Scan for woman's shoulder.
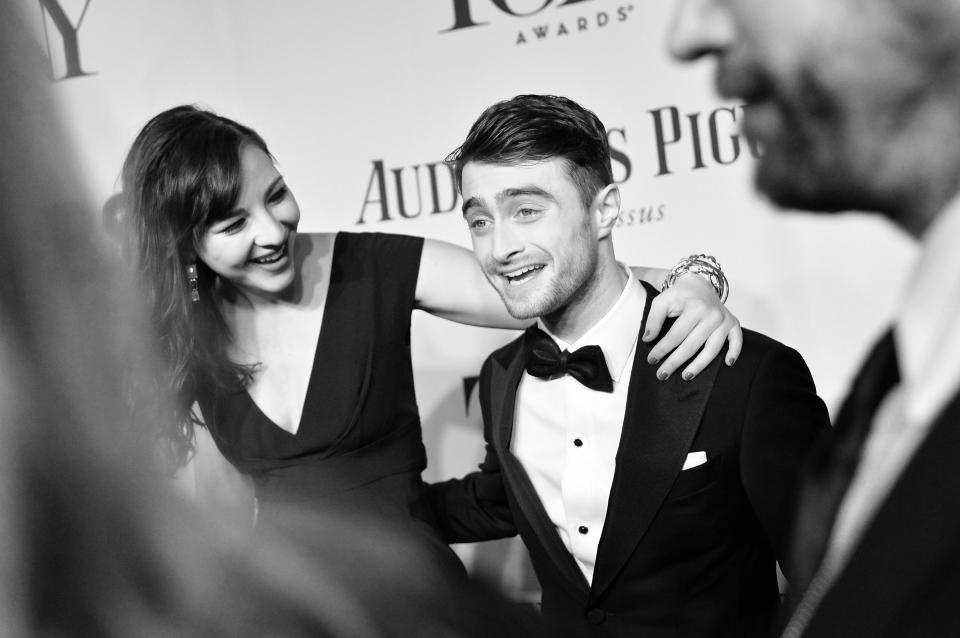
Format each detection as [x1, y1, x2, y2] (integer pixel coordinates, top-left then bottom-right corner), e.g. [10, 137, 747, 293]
[333, 231, 424, 247]
[296, 232, 423, 306]
[294, 231, 423, 273]
[314, 231, 424, 260]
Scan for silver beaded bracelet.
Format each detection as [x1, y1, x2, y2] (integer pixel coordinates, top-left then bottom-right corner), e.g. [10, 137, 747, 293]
[661, 254, 729, 303]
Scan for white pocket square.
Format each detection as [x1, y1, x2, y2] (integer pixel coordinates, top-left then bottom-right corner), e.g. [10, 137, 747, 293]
[682, 451, 707, 470]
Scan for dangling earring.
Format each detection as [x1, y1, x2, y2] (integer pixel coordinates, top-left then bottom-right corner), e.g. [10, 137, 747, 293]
[186, 263, 200, 303]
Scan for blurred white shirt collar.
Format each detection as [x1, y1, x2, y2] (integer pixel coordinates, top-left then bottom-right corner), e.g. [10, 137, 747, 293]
[896, 195, 960, 426]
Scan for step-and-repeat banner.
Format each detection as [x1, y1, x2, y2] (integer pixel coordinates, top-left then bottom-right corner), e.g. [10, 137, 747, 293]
[33, 0, 915, 597]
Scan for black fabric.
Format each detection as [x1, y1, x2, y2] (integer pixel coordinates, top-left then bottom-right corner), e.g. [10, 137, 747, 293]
[798, 393, 960, 638]
[431, 282, 833, 637]
[523, 325, 614, 393]
[195, 233, 455, 561]
[789, 328, 899, 599]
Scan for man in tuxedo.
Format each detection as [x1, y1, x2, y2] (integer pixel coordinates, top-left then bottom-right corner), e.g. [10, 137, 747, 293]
[429, 94, 830, 637]
[669, 2, 960, 636]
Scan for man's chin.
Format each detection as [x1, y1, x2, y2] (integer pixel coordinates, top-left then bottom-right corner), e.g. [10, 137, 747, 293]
[503, 303, 539, 321]
[758, 169, 861, 215]
[499, 293, 543, 321]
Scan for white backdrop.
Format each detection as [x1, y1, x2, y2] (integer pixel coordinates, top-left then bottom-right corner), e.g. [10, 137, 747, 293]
[32, 0, 916, 596]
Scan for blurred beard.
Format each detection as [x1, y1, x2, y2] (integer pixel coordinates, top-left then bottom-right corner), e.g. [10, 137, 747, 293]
[745, 70, 865, 214]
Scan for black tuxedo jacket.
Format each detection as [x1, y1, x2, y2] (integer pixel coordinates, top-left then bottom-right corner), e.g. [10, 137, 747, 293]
[429, 291, 830, 638]
[787, 391, 960, 638]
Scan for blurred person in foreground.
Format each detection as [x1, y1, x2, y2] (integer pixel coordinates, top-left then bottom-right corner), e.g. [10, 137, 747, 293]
[669, 1, 960, 636]
[0, 5, 540, 636]
[428, 94, 831, 638]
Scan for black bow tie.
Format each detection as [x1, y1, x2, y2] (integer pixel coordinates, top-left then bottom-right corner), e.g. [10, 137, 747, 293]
[523, 325, 614, 393]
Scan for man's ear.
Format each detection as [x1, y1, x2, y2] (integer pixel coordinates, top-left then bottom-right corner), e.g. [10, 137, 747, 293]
[592, 184, 621, 239]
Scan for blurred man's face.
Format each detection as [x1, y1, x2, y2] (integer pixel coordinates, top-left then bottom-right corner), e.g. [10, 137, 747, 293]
[668, 0, 941, 217]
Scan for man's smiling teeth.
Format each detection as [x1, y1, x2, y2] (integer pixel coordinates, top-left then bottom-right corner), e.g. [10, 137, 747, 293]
[504, 264, 544, 285]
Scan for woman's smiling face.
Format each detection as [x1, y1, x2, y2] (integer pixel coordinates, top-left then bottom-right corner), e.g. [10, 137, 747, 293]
[196, 143, 300, 298]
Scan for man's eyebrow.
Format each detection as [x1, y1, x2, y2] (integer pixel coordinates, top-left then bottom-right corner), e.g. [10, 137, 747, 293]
[498, 186, 556, 203]
[461, 186, 557, 216]
[462, 185, 557, 215]
[461, 195, 484, 216]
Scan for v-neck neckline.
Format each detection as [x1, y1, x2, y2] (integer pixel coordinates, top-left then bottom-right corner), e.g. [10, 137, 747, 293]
[240, 232, 342, 438]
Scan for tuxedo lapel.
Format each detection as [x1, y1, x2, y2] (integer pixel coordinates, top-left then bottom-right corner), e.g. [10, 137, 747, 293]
[490, 344, 590, 598]
[590, 321, 722, 602]
[790, 329, 898, 595]
[488, 344, 523, 454]
[806, 392, 960, 636]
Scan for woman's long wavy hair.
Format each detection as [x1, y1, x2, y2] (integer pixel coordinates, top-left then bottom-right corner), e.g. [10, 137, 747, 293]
[121, 105, 266, 468]
[0, 20, 539, 630]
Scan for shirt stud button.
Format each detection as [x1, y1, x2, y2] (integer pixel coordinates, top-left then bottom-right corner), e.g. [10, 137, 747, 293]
[574, 438, 583, 447]
[578, 525, 588, 535]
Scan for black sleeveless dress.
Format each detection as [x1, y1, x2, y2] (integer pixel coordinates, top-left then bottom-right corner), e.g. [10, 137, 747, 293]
[197, 232, 456, 564]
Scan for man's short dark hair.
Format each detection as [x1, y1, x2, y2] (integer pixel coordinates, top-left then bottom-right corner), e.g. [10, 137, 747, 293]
[446, 94, 614, 209]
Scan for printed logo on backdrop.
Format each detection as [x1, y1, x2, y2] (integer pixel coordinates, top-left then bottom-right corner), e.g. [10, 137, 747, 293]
[649, 105, 761, 176]
[356, 104, 759, 227]
[37, 0, 95, 81]
[440, 0, 635, 46]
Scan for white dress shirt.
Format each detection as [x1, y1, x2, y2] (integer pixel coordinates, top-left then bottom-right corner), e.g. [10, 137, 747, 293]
[823, 196, 960, 585]
[511, 266, 646, 584]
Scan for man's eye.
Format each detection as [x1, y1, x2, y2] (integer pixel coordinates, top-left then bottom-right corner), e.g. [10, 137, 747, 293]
[517, 207, 540, 217]
[469, 218, 489, 230]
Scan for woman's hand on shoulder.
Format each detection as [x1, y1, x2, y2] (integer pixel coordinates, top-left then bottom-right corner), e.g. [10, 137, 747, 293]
[642, 273, 742, 381]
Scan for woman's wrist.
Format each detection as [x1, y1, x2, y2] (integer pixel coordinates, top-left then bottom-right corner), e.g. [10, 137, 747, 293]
[661, 254, 729, 303]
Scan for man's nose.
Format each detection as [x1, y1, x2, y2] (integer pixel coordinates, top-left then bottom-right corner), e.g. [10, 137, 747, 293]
[668, 0, 734, 62]
[491, 221, 523, 262]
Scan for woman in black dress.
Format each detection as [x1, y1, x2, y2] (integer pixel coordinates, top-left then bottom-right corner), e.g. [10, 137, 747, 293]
[0, 3, 545, 631]
[121, 105, 740, 561]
